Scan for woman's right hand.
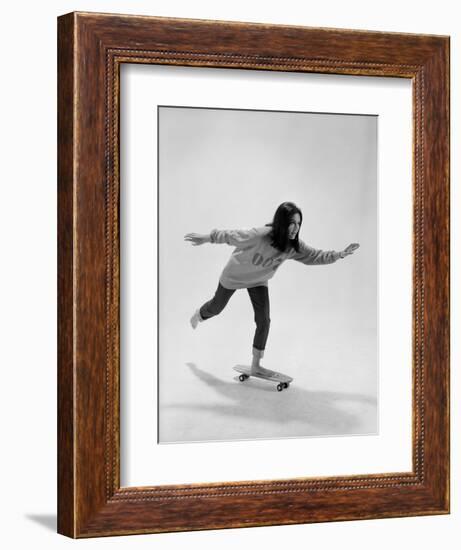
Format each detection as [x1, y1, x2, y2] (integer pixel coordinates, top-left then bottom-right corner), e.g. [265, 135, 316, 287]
[184, 233, 211, 246]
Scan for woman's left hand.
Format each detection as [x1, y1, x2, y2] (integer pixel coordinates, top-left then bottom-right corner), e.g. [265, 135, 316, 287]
[341, 243, 360, 257]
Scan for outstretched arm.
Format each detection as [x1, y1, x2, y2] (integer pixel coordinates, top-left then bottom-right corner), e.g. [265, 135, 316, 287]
[292, 241, 360, 265]
[185, 227, 264, 247]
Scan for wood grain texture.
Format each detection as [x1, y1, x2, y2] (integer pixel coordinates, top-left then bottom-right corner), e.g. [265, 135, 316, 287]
[57, 13, 75, 538]
[57, 12, 450, 538]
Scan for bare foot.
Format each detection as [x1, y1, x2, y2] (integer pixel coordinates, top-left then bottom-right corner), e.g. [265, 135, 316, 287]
[190, 310, 201, 329]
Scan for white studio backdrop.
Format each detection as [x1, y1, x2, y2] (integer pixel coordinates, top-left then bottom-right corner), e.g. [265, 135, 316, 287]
[1, 1, 458, 549]
[120, 65, 412, 486]
[157, 105, 378, 445]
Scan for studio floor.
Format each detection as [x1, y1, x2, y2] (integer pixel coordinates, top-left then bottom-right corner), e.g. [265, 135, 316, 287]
[158, 304, 378, 444]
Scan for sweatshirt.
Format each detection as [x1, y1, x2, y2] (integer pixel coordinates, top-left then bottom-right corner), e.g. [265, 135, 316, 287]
[210, 226, 342, 290]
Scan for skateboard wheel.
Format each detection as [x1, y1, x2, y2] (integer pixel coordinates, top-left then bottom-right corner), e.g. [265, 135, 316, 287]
[283, 382, 289, 389]
[277, 383, 283, 392]
[239, 374, 247, 382]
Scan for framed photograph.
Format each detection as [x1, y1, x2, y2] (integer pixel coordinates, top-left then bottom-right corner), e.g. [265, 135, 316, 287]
[57, 12, 450, 537]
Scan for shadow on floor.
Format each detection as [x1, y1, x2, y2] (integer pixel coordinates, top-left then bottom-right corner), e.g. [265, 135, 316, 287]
[25, 514, 57, 532]
[161, 362, 377, 442]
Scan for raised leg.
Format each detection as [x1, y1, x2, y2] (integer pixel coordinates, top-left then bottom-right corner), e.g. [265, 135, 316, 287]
[191, 283, 236, 329]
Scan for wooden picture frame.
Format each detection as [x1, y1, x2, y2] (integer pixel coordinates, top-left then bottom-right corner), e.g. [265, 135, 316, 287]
[57, 12, 450, 537]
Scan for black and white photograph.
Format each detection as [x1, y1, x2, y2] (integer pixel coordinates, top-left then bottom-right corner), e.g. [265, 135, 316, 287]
[1, 0, 455, 548]
[158, 106, 377, 444]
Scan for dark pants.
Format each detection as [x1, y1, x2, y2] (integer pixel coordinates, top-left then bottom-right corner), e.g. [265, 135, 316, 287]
[199, 283, 271, 351]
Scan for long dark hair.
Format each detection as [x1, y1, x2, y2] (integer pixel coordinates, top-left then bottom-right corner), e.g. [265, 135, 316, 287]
[266, 202, 303, 253]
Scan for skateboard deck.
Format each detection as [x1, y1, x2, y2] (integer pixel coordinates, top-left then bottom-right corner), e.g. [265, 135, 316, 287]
[233, 365, 293, 391]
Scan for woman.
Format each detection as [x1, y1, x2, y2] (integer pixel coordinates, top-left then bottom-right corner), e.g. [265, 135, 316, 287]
[184, 202, 359, 375]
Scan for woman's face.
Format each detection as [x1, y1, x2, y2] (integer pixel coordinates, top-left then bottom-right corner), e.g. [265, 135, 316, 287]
[288, 213, 301, 240]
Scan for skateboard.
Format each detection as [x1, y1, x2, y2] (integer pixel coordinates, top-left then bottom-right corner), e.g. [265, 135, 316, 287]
[233, 365, 293, 392]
